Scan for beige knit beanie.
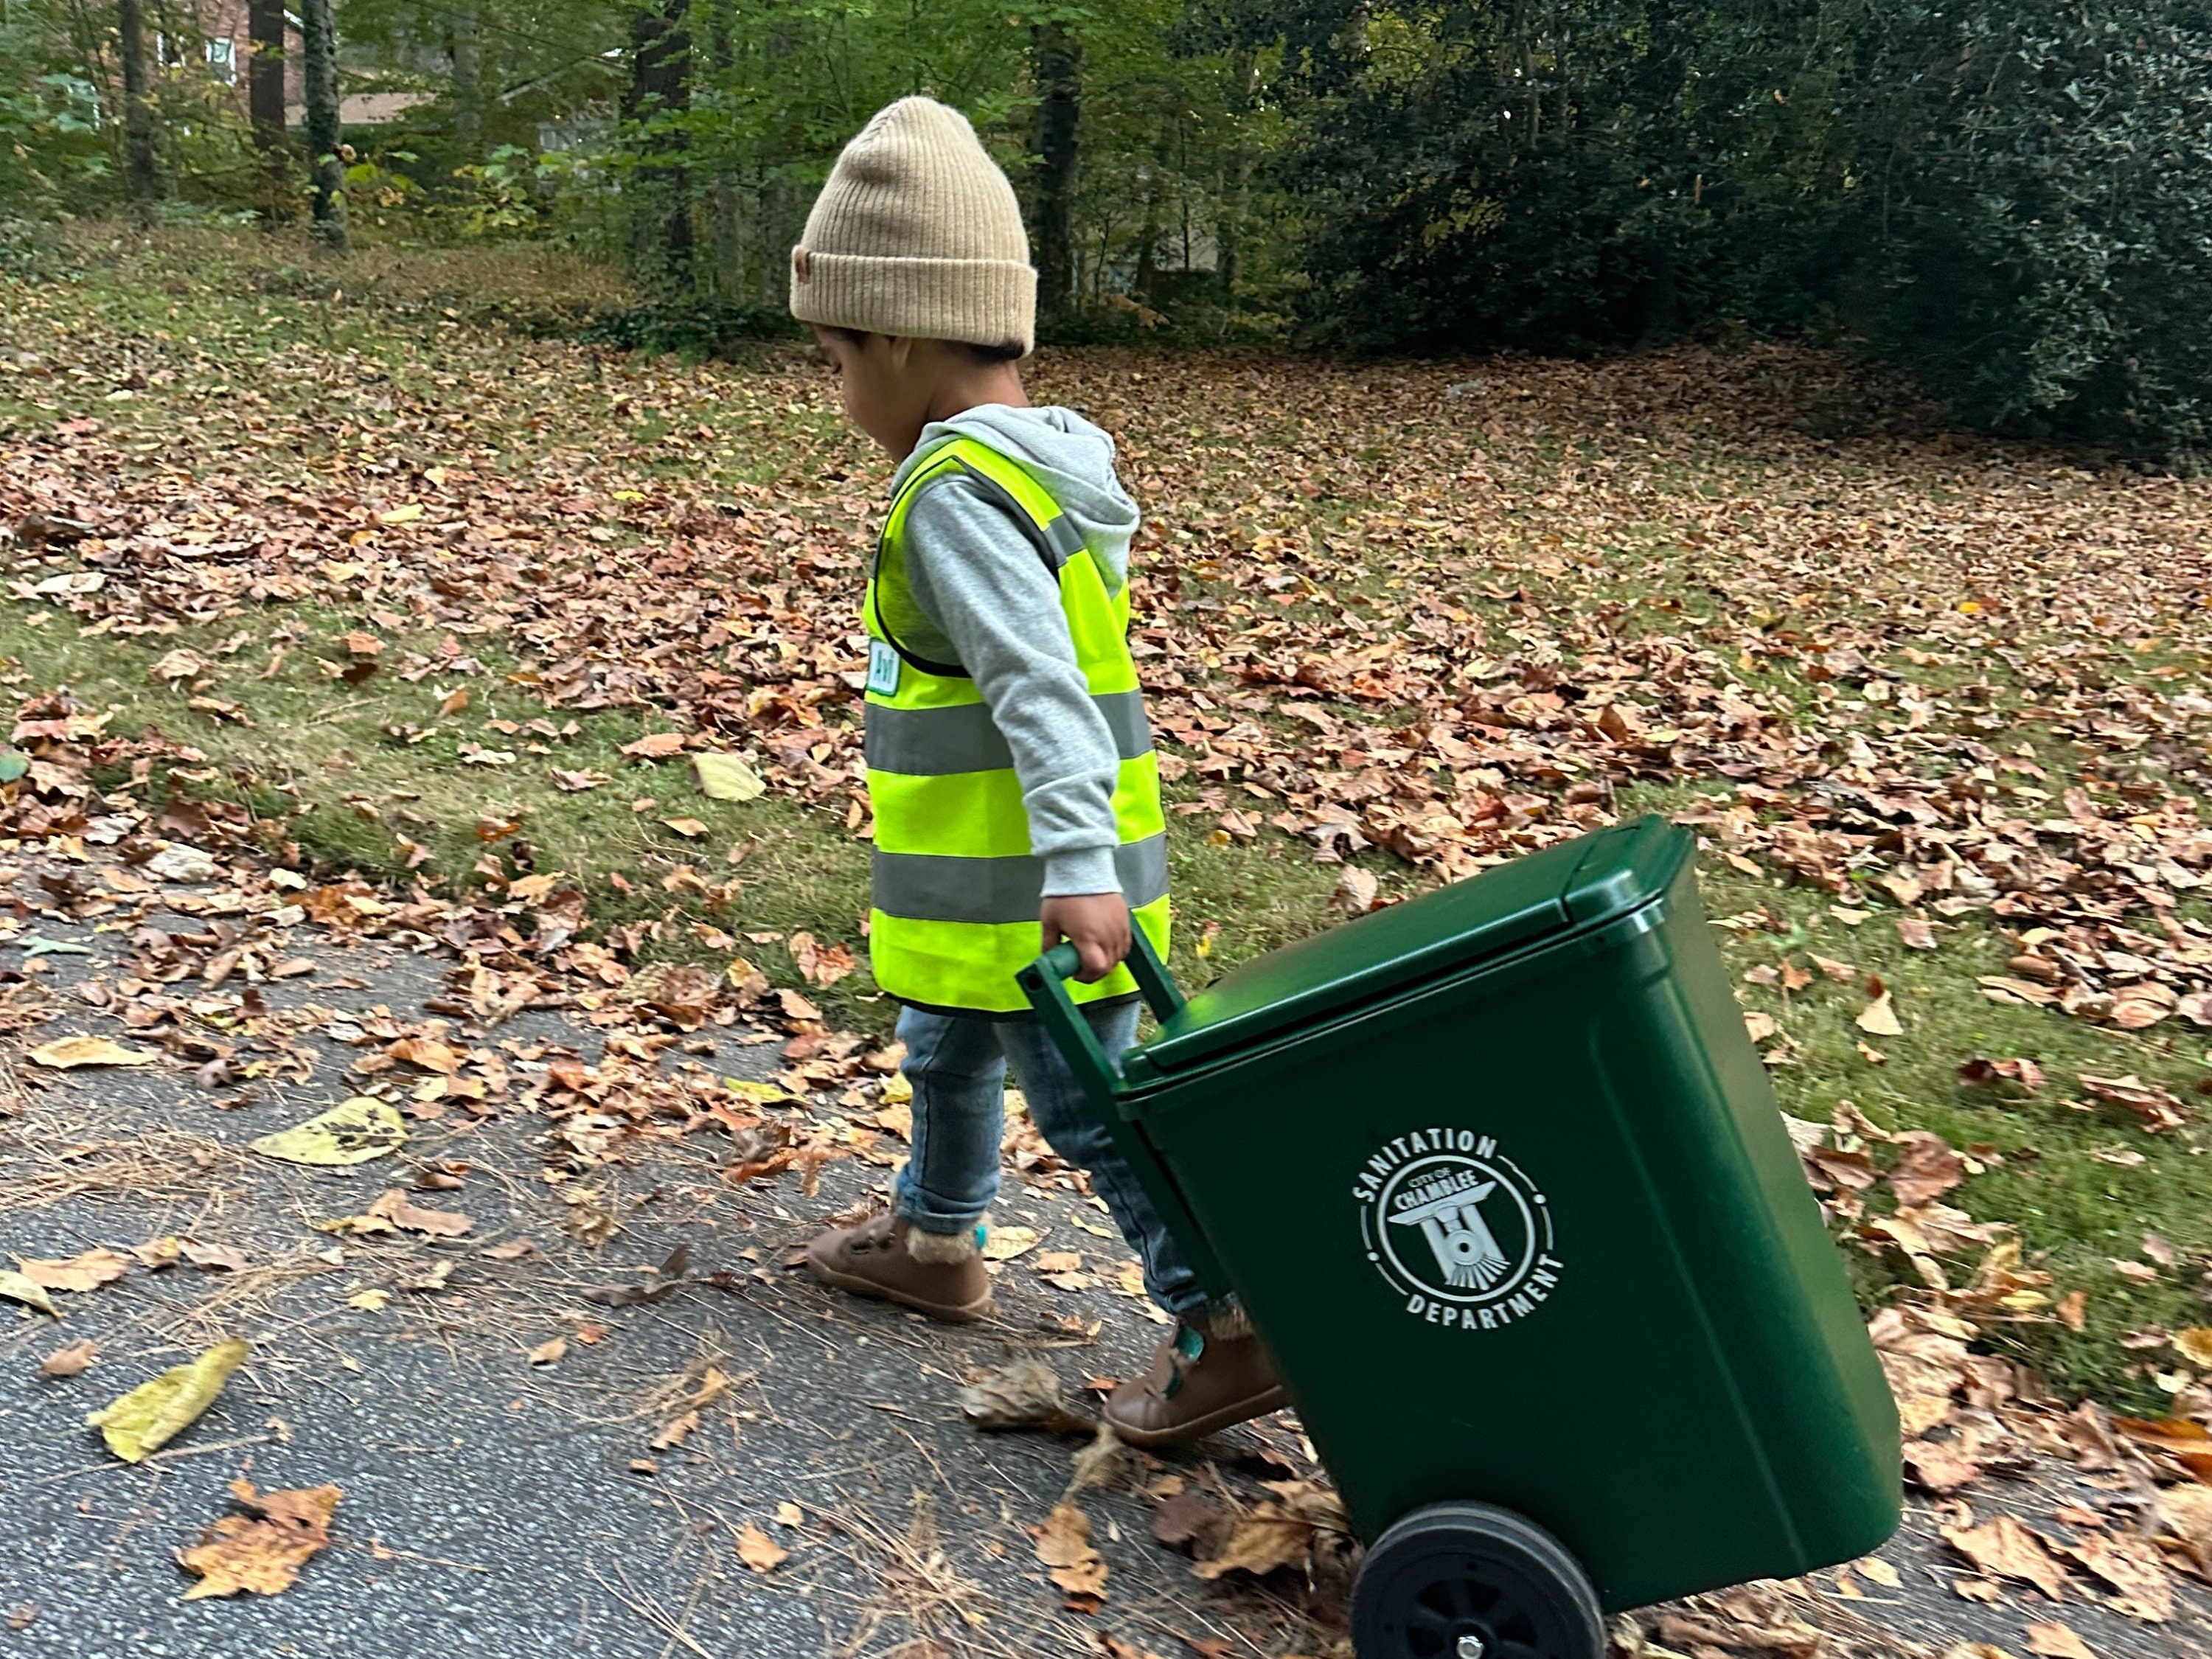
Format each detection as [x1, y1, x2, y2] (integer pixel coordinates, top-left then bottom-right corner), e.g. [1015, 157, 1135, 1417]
[789, 97, 1036, 354]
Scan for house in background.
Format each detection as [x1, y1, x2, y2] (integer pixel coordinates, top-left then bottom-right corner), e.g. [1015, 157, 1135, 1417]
[161, 0, 434, 129]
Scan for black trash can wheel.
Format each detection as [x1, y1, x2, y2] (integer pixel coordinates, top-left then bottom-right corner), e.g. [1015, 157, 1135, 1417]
[1352, 1501, 1604, 1659]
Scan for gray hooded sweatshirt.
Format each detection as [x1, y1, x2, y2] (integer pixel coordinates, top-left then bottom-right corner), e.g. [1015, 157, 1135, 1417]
[884, 403, 1140, 900]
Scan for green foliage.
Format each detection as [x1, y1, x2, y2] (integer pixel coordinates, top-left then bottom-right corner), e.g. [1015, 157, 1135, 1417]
[1262, 0, 2212, 456]
[1, 1, 111, 216]
[1848, 7, 2212, 456]
[17, 0, 2212, 451]
[575, 297, 801, 355]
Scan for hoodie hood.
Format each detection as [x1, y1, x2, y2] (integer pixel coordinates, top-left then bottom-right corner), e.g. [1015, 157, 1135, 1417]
[891, 403, 1140, 584]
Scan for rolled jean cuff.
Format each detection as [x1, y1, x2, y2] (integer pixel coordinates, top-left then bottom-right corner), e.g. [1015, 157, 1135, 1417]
[894, 1170, 990, 1235]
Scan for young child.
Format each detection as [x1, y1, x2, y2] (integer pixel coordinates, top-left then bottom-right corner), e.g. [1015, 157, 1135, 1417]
[789, 96, 1281, 1448]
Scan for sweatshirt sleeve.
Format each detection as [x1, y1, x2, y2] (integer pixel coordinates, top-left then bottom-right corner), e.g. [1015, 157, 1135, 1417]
[899, 479, 1123, 897]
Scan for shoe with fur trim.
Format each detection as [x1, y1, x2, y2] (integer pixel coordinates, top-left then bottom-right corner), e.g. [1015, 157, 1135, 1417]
[1102, 1305, 1287, 1448]
[805, 1211, 992, 1324]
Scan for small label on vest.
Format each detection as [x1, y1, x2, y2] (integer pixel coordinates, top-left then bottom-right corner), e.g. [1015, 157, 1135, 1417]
[866, 639, 901, 696]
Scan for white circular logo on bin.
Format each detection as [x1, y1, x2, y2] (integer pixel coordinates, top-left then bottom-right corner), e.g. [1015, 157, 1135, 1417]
[1354, 1128, 1562, 1332]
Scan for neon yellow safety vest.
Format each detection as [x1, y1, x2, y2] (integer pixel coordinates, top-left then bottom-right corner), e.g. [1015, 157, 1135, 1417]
[862, 435, 1170, 1015]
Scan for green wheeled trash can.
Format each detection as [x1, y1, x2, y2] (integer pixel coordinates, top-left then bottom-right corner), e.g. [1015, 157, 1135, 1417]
[1018, 815, 1900, 1659]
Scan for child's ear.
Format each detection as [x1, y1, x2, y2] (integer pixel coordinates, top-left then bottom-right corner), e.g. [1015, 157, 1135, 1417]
[885, 335, 917, 374]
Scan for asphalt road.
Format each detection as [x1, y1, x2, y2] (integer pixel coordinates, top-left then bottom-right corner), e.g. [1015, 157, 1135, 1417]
[0, 917, 1320, 1659]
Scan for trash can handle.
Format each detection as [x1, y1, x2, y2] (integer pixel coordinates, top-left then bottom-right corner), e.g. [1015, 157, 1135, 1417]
[1020, 928, 1186, 1101]
[1017, 939, 1234, 1304]
[1020, 942, 1125, 1107]
[1123, 923, 1187, 1022]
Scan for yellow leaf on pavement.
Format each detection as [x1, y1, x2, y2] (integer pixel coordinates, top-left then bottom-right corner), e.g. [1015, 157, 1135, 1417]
[345, 1288, 392, 1311]
[1, 1270, 60, 1317]
[28, 1036, 159, 1069]
[774, 1500, 804, 1528]
[982, 1225, 1040, 1262]
[737, 1522, 789, 1573]
[695, 753, 766, 802]
[179, 1479, 341, 1600]
[249, 1098, 406, 1166]
[86, 1338, 250, 1463]
[725, 1078, 794, 1107]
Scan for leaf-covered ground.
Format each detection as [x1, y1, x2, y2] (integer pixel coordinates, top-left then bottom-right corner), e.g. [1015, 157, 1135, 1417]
[3, 226, 2212, 1429]
[4, 795, 2210, 1658]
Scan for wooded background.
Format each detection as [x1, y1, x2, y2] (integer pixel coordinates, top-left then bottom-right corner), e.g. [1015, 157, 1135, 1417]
[7, 0, 2211, 456]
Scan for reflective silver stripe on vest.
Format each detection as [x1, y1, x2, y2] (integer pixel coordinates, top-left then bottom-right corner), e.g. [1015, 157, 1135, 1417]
[872, 833, 1169, 925]
[1042, 512, 1085, 563]
[866, 689, 1151, 776]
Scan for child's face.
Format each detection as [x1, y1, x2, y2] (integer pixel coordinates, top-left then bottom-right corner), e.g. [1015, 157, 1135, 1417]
[814, 327, 931, 457]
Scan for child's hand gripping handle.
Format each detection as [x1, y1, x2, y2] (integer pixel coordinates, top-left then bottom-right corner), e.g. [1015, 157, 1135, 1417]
[1020, 926, 1185, 1108]
[1017, 929, 1231, 1301]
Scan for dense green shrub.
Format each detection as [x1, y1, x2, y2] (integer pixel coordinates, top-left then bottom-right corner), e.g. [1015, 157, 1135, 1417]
[1265, 0, 2212, 456]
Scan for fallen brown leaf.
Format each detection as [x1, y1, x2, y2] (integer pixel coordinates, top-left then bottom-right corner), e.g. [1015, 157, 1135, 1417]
[16, 1248, 130, 1293]
[2077, 1074, 2188, 1133]
[959, 1358, 1091, 1435]
[1033, 1500, 1107, 1597]
[1941, 1514, 2069, 1600]
[1958, 1056, 2044, 1096]
[181, 1240, 249, 1272]
[2024, 1624, 2096, 1659]
[1192, 1512, 1316, 1581]
[1856, 989, 1905, 1037]
[365, 1189, 473, 1238]
[1888, 1130, 1966, 1206]
[2157, 1485, 2212, 1580]
[2059, 1528, 2172, 1620]
[178, 1480, 341, 1601]
[38, 1339, 97, 1378]
[737, 1521, 788, 1573]
[27, 1036, 159, 1070]
[1902, 1439, 1980, 1494]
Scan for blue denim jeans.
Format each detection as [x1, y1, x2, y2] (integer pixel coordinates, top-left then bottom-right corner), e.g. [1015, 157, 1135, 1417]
[891, 999, 1213, 1320]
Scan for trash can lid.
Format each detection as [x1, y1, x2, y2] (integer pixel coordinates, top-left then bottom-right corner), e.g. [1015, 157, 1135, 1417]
[1133, 815, 1689, 1077]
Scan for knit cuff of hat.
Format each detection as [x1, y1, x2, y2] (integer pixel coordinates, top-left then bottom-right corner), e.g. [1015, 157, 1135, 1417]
[789, 251, 1036, 354]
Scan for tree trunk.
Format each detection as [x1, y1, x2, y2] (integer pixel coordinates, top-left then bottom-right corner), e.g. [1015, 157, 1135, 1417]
[247, 0, 291, 220]
[116, 0, 161, 220]
[700, 0, 740, 297]
[299, 0, 347, 248]
[623, 0, 694, 297]
[1133, 167, 1163, 302]
[1216, 46, 1256, 325]
[451, 3, 484, 163]
[1028, 22, 1081, 328]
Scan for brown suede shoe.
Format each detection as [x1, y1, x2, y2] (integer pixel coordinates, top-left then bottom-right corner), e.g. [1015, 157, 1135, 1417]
[806, 1211, 992, 1324]
[1102, 1310, 1287, 1449]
